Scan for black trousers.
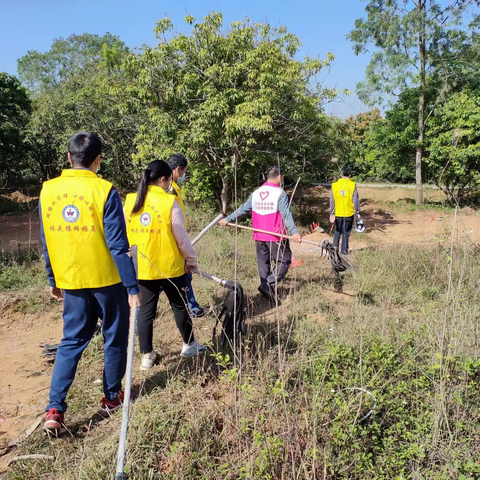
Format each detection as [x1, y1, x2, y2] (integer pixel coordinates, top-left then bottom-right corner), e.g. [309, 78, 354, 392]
[255, 240, 292, 289]
[333, 215, 354, 254]
[137, 275, 193, 353]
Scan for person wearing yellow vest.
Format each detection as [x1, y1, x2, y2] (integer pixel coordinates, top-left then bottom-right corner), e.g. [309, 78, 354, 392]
[167, 153, 188, 223]
[125, 159, 206, 369]
[167, 153, 205, 318]
[329, 165, 361, 255]
[39, 132, 141, 433]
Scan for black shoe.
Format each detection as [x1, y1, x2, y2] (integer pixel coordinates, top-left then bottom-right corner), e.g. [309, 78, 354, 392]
[258, 285, 272, 299]
[258, 285, 282, 303]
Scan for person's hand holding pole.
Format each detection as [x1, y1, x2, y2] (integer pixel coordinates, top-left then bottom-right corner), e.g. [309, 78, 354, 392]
[329, 214, 335, 224]
[128, 292, 142, 307]
[219, 218, 228, 227]
[185, 259, 198, 274]
[291, 233, 302, 244]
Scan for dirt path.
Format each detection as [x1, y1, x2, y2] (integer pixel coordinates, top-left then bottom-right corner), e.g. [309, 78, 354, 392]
[292, 186, 479, 255]
[292, 208, 480, 257]
[0, 302, 62, 472]
[0, 212, 41, 254]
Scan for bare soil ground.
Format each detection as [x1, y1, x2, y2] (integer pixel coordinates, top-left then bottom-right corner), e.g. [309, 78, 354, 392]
[292, 186, 480, 255]
[0, 301, 62, 472]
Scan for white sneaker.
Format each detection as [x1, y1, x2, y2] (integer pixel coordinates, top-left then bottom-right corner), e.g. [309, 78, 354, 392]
[180, 339, 206, 357]
[140, 350, 157, 370]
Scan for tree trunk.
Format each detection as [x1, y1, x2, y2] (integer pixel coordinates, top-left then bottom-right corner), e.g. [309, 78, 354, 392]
[416, 0, 426, 206]
[220, 175, 229, 214]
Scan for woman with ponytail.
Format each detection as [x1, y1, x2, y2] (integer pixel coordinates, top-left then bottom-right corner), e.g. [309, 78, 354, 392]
[125, 160, 206, 369]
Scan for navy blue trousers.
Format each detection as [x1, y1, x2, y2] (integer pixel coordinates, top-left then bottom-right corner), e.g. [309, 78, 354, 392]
[255, 240, 292, 289]
[333, 215, 354, 254]
[47, 283, 129, 412]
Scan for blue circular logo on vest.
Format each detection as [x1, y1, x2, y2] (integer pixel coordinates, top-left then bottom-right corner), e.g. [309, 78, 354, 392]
[62, 204, 80, 223]
[140, 213, 151, 226]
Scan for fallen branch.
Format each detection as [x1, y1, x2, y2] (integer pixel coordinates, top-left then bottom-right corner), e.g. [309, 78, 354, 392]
[0, 417, 42, 456]
[8, 454, 54, 465]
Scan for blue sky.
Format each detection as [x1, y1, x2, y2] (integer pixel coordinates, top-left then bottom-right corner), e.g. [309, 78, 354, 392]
[0, 0, 375, 117]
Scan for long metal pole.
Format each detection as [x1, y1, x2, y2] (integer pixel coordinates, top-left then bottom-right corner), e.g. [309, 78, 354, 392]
[192, 214, 224, 246]
[114, 245, 139, 480]
[190, 268, 226, 287]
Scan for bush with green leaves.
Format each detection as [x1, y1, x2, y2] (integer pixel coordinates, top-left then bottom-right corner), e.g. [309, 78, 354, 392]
[426, 90, 480, 205]
[123, 13, 338, 211]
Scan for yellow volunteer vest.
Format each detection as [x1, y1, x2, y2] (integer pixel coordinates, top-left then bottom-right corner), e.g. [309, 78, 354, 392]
[40, 169, 121, 289]
[124, 186, 185, 280]
[171, 181, 187, 228]
[332, 178, 356, 217]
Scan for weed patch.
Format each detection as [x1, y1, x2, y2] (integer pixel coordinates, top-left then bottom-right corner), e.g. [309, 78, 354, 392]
[6, 237, 480, 479]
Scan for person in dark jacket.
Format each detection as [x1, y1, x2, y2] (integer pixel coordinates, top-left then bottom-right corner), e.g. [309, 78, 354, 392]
[40, 132, 141, 433]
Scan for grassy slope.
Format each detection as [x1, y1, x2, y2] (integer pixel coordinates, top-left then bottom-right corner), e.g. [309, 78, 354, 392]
[3, 208, 480, 479]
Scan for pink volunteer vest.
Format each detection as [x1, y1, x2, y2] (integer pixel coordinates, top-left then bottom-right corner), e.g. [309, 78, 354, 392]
[251, 182, 286, 242]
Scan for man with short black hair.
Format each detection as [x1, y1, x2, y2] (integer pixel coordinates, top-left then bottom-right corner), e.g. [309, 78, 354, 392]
[39, 132, 141, 433]
[167, 153, 205, 317]
[329, 165, 361, 254]
[167, 153, 188, 219]
[220, 165, 301, 300]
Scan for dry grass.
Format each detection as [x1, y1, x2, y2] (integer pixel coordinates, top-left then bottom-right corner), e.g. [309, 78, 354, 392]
[4, 208, 480, 479]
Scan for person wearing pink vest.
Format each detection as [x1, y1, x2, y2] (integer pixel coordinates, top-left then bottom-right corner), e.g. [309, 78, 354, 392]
[220, 166, 301, 300]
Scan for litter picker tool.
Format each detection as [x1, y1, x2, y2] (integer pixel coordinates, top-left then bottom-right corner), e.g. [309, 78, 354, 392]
[191, 268, 246, 347]
[224, 223, 351, 274]
[114, 245, 139, 480]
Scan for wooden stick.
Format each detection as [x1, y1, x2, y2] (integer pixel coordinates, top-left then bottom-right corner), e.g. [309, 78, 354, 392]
[8, 454, 54, 465]
[225, 223, 325, 248]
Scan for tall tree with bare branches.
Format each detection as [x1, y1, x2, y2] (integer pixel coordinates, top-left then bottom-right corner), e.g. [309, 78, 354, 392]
[349, 0, 479, 205]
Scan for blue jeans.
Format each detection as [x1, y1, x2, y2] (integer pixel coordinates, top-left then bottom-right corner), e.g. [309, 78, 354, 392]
[160, 271, 200, 311]
[185, 272, 201, 312]
[47, 283, 129, 412]
[333, 215, 354, 254]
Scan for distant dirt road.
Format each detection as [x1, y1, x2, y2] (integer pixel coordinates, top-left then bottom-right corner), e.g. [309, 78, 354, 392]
[0, 212, 41, 254]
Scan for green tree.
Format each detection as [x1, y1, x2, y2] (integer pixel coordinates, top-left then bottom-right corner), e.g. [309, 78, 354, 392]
[17, 33, 125, 92]
[349, 0, 478, 205]
[339, 109, 382, 178]
[124, 13, 336, 212]
[0, 73, 31, 187]
[362, 87, 434, 183]
[22, 37, 139, 187]
[426, 89, 480, 203]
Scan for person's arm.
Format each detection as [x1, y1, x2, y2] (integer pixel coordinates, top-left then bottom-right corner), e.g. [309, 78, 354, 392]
[353, 186, 361, 215]
[330, 190, 335, 215]
[277, 191, 299, 236]
[224, 194, 253, 223]
[329, 189, 336, 223]
[39, 200, 63, 301]
[171, 201, 197, 269]
[103, 188, 140, 295]
[39, 200, 55, 288]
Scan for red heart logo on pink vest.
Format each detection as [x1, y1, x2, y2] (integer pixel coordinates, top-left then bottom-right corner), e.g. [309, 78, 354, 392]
[260, 191, 269, 201]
